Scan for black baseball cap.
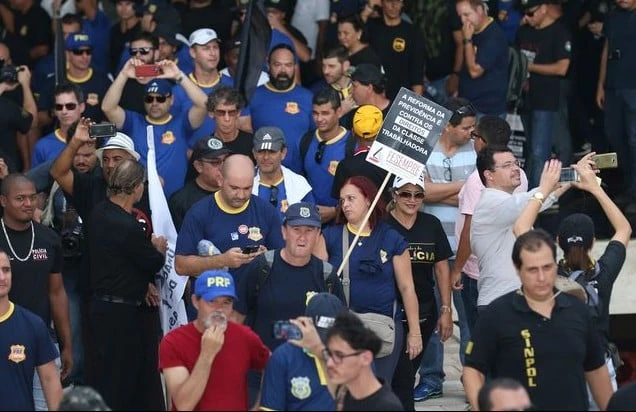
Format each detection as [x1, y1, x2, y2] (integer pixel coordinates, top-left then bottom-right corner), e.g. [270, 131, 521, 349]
[192, 137, 232, 161]
[350, 64, 385, 88]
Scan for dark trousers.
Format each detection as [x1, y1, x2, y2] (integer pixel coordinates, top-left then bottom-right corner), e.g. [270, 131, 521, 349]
[392, 316, 437, 411]
[88, 300, 165, 411]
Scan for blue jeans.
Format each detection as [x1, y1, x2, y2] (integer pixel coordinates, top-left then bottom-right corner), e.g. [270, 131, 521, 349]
[430, 76, 451, 106]
[418, 282, 471, 390]
[62, 266, 84, 383]
[604, 88, 636, 194]
[522, 110, 559, 188]
[33, 344, 61, 411]
[461, 274, 479, 335]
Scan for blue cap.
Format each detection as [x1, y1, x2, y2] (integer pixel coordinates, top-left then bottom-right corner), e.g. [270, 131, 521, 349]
[305, 293, 346, 341]
[195, 270, 238, 302]
[65, 32, 92, 50]
[145, 79, 172, 96]
[284, 202, 321, 228]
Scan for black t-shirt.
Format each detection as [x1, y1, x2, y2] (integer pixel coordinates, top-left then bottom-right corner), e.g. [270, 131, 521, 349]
[3, 222, 63, 327]
[607, 380, 636, 411]
[173, 0, 235, 39]
[0, 96, 33, 170]
[109, 21, 141, 74]
[341, 382, 404, 411]
[88, 200, 164, 301]
[385, 212, 453, 319]
[218, 130, 255, 160]
[603, 7, 636, 89]
[365, 19, 426, 100]
[349, 46, 383, 70]
[168, 180, 215, 231]
[516, 21, 571, 111]
[120, 78, 147, 114]
[406, 0, 462, 81]
[465, 290, 605, 410]
[13, 4, 52, 63]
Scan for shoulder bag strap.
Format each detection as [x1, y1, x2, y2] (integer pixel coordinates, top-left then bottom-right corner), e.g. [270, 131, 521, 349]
[341, 225, 350, 307]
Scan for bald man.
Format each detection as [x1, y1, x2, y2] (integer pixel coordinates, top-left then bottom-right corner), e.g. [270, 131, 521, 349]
[175, 154, 284, 287]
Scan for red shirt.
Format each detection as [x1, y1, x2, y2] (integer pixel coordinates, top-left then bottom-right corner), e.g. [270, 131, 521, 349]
[159, 321, 270, 410]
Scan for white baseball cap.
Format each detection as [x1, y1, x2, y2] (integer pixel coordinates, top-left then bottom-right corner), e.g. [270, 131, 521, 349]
[393, 174, 425, 191]
[189, 28, 220, 46]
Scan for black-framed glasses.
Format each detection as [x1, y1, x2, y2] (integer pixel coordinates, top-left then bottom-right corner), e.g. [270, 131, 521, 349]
[269, 185, 279, 207]
[129, 47, 153, 56]
[443, 157, 453, 181]
[144, 95, 169, 104]
[315, 141, 327, 164]
[214, 109, 239, 118]
[524, 6, 540, 17]
[55, 103, 78, 111]
[396, 190, 425, 200]
[494, 159, 521, 169]
[70, 48, 92, 56]
[470, 130, 487, 143]
[322, 348, 363, 365]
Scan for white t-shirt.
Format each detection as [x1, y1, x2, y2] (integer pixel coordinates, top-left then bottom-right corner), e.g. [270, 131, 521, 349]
[290, 0, 330, 59]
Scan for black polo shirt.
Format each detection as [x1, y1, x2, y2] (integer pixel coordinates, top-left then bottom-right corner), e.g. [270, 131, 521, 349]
[465, 289, 605, 411]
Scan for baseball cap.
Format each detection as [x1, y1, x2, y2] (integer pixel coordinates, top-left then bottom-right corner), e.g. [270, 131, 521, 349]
[350, 63, 385, 88]
[65, 32, 92, 50]
[264, 0, 291, 12]
[284, 202, 321, 228]
[519, 0, 553, 9]
[195, 270, 238, 302]
[95, 132, 141, 163]
[253, 127, 286, 151]
[58, 386, 111, 411]
[353, 105, 383, 139]
[153, 24, 179, 47]
[145, 79, 173, 96]
[557, 213, 595, 252]
[189, 28, 220, 46]
[305, 293, 346, 342]
[393, 173, 425, 191]
[192, 137, 232, 161]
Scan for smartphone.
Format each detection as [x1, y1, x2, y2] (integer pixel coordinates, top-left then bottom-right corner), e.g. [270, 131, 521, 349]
[560, 167, 579, 183]
[273, 320, 302, 340]
[241, 244, 260, 254]
[89, 123, 117, 139]
[135, 64, 162, 78]
[593, 152, 617, 169]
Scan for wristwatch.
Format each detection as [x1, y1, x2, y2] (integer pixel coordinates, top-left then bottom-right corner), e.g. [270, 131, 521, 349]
[462, 38, 473, 45]
[531, 191, 545, 204]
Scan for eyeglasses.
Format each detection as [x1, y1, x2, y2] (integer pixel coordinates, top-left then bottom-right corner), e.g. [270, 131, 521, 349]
[315, 141, 327, 164]
[443, 157, 453, 181]
[70, 48, 92, 56]
[494, 159, 521, 169]
[322, 348, 363, 365]
[55, 103, 78, 111]
[524, 6, 540, 17]
[144, 95, 169, 104]
[129, 47, 153, 56]
[396, 190, 425, 200]
[269, 185, 279, 207]
[470, 130, 487, 143]
[214, 109, 239, 118]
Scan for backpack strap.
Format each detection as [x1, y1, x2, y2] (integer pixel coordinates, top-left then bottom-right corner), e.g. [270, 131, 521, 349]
[321, 260, 334, 293]
[344, 132, 357, 159]
[298, 130, 316, 167]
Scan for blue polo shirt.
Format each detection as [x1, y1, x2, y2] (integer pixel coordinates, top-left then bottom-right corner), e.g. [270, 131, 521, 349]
[260, 343, 335, 411]
[302, 127, 352, 207]
[322, 221, 409, 316]
[175, 192, 284, 286]
[31, 129, 66, 168]
[0, 302, 58, 411]
[122, 110, 191, 197]
[249, 83, 314, 174]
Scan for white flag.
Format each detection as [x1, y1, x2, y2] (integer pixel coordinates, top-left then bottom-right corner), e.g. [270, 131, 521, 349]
[146, 125, 188, 334]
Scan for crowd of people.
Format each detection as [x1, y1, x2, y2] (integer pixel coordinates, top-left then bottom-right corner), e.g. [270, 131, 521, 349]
[0, 0, 634, 410]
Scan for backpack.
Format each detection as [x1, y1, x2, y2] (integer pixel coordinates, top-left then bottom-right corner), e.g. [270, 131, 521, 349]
[558, 262, 602, 320]
[298, 130, 357, 168]
[507, 46, 529, 113]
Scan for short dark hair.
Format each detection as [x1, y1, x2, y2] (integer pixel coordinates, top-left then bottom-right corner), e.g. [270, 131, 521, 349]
[312, 87, 341, 109]
[206, 85, 245, 112]
[476, 145, 514, 186]
[337, 13, 366, 40]
[107, 159, 146, 197]
[325, 311, 382, 357]
[323, 45, 349, 63]
[54, 82, 84, 104]
[512, 229, 556, 270]
[478, 378, 526, 411]
[268, 43, 296, 61]
[131, 31, 159, 50]
[477, 115, 511, 147]
[1, 173, 34, 196]
[446, 97, 476, 126]
[61, 13, 82, 27]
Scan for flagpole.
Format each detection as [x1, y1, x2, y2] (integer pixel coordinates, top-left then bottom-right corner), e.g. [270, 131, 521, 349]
[235, 0, 255, 98]
[53, 4, 65, 86]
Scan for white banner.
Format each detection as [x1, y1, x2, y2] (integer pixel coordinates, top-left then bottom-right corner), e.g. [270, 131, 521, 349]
[146, 125, 188, 334]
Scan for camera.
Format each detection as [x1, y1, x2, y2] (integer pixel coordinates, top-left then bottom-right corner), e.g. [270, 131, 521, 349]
[0, 64, 18, 84]
[609, 49, 622, 61]
[61, 224, 84, 258]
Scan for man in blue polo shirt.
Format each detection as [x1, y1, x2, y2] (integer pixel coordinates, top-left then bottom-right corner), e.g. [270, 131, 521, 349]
[101, 58, 208, 196]
[249, 44, 314, 174]
[260, 293, 346, 411]
[0, 249, 63, 411]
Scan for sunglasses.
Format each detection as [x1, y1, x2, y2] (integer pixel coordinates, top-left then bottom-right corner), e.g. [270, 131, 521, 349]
[55, 103, 78, 111]
[315, 141, 327, 164]
[70, 48, 92, 56]
[214, 109, 239, 117]
[129, 47, 153, 56]
[144, 95, 169, 103]
[396, 190, 425, 200]
[443, 157, 453, 181]
[470, 130, 487, 143]
[269, 185, 279, 207]
[524, 6, 540, 16]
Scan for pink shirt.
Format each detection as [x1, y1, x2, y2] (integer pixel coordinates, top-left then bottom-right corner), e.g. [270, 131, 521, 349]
[455, 169, 528, 279]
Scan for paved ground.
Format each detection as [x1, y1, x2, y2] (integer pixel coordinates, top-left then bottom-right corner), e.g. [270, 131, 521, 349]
[414, 238, 636, 411]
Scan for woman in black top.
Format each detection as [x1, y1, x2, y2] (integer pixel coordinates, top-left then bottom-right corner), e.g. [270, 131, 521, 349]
[337, 13, 383, 69]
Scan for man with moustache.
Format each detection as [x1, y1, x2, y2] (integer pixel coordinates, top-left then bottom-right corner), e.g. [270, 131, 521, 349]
[311, 45, 357, 119]
[249, 44, 314, 174]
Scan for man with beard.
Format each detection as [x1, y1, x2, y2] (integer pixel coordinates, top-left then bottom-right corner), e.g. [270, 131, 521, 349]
[249, 44, 314, 174]
[311, 45, 357, 119]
